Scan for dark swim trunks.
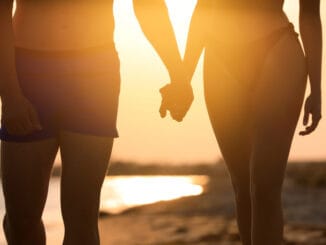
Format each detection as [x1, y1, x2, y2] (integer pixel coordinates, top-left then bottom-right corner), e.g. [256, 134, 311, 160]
[0, 44, 120, 142]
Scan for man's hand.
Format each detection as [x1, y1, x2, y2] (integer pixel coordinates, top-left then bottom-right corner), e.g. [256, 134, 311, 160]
[159, 83, 194, 122]
[2, 93, 42, 135]
[299, 94, 322, 136]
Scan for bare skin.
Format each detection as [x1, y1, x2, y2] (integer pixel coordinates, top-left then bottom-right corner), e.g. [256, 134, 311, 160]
[160, 0, 322, 245]
[1, 133, 113, 245]
[0, 0, 181, 244]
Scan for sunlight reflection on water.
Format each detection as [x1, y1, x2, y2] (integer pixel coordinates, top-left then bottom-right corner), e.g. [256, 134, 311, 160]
[100, 175, 209, 214]
[0, 175, 209, 245]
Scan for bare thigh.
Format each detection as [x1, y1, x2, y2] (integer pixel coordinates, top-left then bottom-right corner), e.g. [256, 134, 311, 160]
[203, 50, 252, 184]
[59, 131, 113, 225]
[250, 32, 307, 190]
[1, 139, 59, 222]
[203, 31, 307, 186]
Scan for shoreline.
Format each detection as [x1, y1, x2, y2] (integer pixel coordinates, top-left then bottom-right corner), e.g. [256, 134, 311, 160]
[97, 162, 326, 244]
[1, 161, 326, 244]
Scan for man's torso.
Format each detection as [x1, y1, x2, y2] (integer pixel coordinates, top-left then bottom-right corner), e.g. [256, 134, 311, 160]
[14, 0, 115, 50]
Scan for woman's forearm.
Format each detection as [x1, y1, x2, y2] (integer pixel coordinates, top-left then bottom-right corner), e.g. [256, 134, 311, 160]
[0, 1, 22, 99]
[299, 1, 323, 97]
[183, 0, 208, 84]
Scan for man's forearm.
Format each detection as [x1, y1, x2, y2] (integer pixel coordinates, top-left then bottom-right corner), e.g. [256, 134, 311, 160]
[0, 2, 22, 99]
[133, 0, 183, 82]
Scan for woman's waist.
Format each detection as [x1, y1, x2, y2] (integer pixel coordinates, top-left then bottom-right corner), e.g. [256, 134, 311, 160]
[207, 11, 290, 44]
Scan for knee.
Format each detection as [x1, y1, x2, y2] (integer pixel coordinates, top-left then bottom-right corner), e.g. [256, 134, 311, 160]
[63, 218, 100, 245]
[4, 212, 42, 232]
[251, 180, 283, 206]
[63, 232, 99, 245]
[231, 178, 251, 203]
[62, 199, 98, 222]
[61, 201, 100, 244]
[250, 163, 285, 206]
[3, 213, 44, 244]
[62, 206, 99, 235]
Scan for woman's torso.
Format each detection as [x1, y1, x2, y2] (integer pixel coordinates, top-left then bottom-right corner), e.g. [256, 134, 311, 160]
[206, 0, 290, 44]
[14, 0, 115, 50]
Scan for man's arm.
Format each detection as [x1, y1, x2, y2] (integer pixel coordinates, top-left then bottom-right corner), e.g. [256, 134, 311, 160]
[133, 0, 194, 121]
[0, 1, 41, 135]
[0, 0, 22, 98]
[299, 0, 323, 135]
[133, 0, 183, 82]
[156, 0, 208, 121]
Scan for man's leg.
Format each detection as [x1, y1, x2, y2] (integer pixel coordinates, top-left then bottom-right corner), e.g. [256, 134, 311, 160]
[59, 131, 113, 245]
[1, 139, 59, 245]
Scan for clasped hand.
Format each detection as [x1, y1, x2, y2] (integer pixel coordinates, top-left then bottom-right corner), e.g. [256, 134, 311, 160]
[159, 82, 194, 122]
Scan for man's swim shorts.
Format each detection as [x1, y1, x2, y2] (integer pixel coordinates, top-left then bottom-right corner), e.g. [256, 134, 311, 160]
[0, 44, 120, 142]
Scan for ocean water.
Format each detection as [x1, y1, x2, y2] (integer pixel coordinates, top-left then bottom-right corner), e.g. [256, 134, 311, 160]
[0, 175, 208, 245]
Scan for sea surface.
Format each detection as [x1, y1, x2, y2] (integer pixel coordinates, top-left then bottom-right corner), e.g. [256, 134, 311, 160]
[0, 175, 208, 245]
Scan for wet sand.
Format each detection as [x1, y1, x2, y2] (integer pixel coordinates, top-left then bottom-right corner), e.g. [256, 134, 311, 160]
[99, 163, 326, 245]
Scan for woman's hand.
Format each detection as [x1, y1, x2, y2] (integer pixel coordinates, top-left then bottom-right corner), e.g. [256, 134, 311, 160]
[2, 93, 42, 135]
[299, 94, 322, 135]
[159, 83, 194, 122]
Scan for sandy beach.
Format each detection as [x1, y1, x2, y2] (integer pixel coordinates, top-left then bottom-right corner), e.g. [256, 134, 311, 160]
[1, 162, 326, 244]
[98, 163, 326, 245]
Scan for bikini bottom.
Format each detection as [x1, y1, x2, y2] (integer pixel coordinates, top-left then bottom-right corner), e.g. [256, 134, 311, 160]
[207, 23, 298, 90]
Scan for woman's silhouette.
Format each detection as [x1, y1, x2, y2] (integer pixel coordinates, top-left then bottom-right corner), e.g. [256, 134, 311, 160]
[0, 0, 182, 244]
[160, 0, 322, 244]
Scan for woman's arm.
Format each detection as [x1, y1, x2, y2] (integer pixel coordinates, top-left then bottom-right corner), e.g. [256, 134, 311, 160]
[158, 0, 211, 121]
[155, 0, 209, 121]
[0, 1, 41, 135]
[183, 0, 210, 84]
[299, 0, 323, 135]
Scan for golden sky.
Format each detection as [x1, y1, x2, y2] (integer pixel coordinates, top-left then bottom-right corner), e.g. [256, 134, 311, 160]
[111, 0, 326, 164]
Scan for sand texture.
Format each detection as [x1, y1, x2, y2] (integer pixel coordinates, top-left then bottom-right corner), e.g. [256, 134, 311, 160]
[98, 164, 326, 245]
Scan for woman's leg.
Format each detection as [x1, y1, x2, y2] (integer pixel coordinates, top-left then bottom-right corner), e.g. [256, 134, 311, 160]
[250, 33, 307, 245]
[1, 139, 59, 245]
[203, 52, 253, 245]
[59, 131, 113, 245]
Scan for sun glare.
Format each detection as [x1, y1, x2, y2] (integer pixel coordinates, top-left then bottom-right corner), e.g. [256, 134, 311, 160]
[165, 0, 197, 55]
[100, 175, 209, 214]
[13, 1, 16, 14]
